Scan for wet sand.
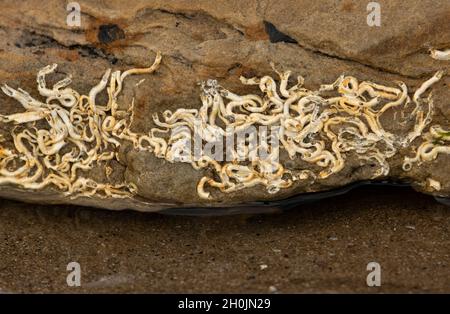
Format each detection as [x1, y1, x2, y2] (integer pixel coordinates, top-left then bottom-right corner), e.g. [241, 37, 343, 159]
[0, 185, 448, 293]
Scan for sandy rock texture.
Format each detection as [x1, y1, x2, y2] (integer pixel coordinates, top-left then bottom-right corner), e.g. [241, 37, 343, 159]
[0, 0, 449, 211]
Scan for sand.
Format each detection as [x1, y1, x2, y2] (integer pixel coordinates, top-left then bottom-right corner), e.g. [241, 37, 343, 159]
[0, 185, 448, 293]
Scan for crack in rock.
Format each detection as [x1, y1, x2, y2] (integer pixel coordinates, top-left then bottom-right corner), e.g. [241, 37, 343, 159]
[15, 30, 118, 64]
[98, 24, 126, 44]
[264, 21, 298, 44]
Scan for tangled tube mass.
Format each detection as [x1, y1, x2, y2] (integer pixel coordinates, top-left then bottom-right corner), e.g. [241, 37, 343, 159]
[0, 53, 446, 200]
[0, 52, 162, 198]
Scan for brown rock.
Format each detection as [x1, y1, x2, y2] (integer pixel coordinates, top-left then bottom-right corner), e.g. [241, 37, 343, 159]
[0, 0, 449, 211]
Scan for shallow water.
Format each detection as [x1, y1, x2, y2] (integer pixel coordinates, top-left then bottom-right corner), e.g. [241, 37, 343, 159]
[160, 181, 436, 216]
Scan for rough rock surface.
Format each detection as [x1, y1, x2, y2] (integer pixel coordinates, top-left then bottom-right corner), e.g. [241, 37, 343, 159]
[0, 0, 449, 211]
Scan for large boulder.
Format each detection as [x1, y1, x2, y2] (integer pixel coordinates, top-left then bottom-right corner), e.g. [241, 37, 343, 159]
[0, 0, 449, 212]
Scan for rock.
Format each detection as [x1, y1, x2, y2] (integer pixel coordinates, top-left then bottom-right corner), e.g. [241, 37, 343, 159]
[0, 0, 449, 212]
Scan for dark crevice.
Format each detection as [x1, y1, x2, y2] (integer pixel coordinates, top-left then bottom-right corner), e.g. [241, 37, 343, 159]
[15, 30, 118, 64]
[227, 63, 242, 75]
[98, 24, 125, 44]
[75, 45, 118, 64]
[264, 21, 297, 44]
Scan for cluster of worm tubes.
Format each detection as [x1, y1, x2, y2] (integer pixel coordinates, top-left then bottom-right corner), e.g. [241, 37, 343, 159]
[0, 52, 162, 199]
[0, 52, 447, 200]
